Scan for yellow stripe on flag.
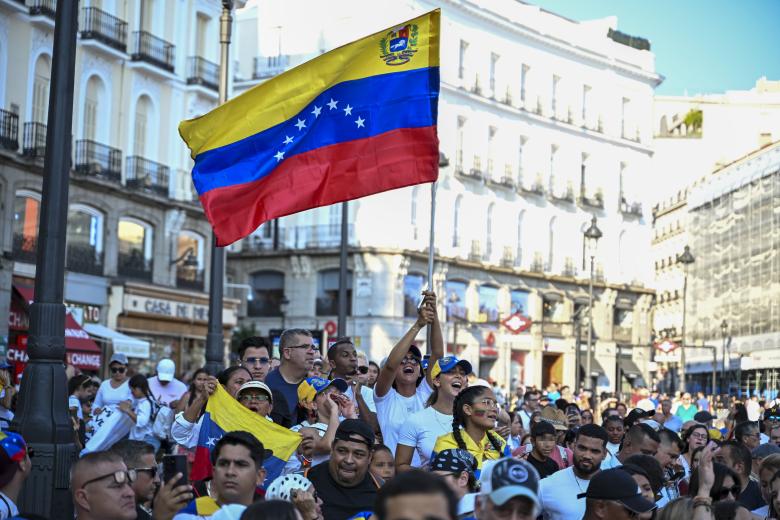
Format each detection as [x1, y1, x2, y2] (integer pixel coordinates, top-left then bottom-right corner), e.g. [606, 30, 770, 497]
[206, 385, 301, 462]
[179, 9, 440, 157]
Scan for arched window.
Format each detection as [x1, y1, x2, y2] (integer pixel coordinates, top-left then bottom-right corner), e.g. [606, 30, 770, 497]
[445, 279, 467, 320]
[248, 270, 285, 317]
[133, 95, 153, 157]
[83, 76, 104, 141]
[32, 55, 51, 124]
[453, 195, 462, 247]
[12, 191, 41, 263]
[66, 204, 104, 276]
[316, 269, 352, 316]
[176, 231, 205, 290]
[478, 284, 499, 322]
[117, 218, 154, 281]
[403, 273, 426, 318]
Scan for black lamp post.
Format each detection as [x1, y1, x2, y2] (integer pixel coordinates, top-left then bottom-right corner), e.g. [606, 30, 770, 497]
[280, 296, 290, 329]
[583, 215, 602, 391]
[677, 245, 695, 392]
[10, 0, 79, 516]
[720, 319, 728, 393]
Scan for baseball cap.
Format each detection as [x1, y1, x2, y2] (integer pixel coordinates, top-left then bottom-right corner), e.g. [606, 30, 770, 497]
[0, 431, 28, 488]
[334, 419, 375, 447]
[430, 356, 473, 380]
[624, 408, 654, 428]
[577, 468, 656, 514]
[266, 473, 315, 501]
[540, 407, 568, 431]
[430, 448, 477, 475]
[156, 359, 175, 382]
[693, 411, 714, 423]
[753, 443, 780, 459]
[766, 406, 780, 421]
[109, 353, 128, 365]
[479, 458, 540, 510]
[237, 381, 273, 402]
[297, 377, 348, 403]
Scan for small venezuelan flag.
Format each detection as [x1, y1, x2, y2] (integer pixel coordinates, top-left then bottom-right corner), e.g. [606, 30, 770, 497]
[179, 10, 441, 246]
[190, 385, 301, 486]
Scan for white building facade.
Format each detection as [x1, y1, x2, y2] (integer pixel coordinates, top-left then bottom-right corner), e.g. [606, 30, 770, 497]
[227, 0, 661, 391]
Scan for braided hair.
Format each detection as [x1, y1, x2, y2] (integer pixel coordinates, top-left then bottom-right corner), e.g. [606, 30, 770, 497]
[452, 386, 503, 455]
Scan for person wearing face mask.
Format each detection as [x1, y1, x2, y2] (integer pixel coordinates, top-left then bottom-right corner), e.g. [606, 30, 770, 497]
[93, 353, 132, 416]
[396, 356, 472, 471]
[432, 386, 510, 477]
[374, 291, 442, 456]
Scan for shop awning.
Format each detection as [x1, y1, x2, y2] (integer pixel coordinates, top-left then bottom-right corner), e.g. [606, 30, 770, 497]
[618, 356, 643, 379]
[83, 323, 151, 359]
[579, 357, 606, 378]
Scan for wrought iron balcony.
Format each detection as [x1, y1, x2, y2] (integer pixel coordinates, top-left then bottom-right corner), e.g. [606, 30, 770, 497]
[75, 140, 121, 181]
[500, 246, 515, 268]
[66, 243, 104, 276]
[176, 267, 205, 291]
[131, 31, 175, 72]
[118, 251, 153, 281]
[620, 198, 643, 217]
[12, 233, 37, 264]
[80, 7, 128, 52]
[22, 122, 46, 158]
[469, 240, 482, 262]
[578, 189, 605, 209]
[242, 224, 356, 251]
[126, 156, 170, 197]
[253, 55, 290, 79]
[0, 109, 19, 151]
[519, 175, 545, 197]
[549, 182, 575, 203]
[28, 0, 55, 18]
[187, 57, 219, 91]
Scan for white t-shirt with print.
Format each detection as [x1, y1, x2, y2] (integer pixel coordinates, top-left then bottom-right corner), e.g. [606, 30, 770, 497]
[374, 378, 432, 455]
[538, 466, 591, 520]
[396, 406, 451, 468]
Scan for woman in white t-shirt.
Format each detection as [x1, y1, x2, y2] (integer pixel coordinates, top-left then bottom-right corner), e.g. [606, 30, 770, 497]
[93, 353, 132, 414]
[374, 290, 443, 455]
[120, 374, 160, 451]
[395, 356, 471, 470]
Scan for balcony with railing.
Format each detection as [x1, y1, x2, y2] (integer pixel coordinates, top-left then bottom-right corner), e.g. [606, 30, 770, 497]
[242, 224, 356, 252]
[519, 173, 545, 197]
[620, 197, 643, 217]
[468, 240, 482, 262]
[131, 31, 175, 72]
[0, 109, 19, 151]
[126, 156, 170, 197]
[176, 267, 205, 291]
[487, 164, 515, 189]
[27, 0, 55, 19]
[12, 233, 37, 264]
[118, 251, 153, 281]
[66, 243, 104, 276]
[500, 246, 515, 268]
[549, 180, 575, 204]
[578, 188, 604, 209]
[80, 7, 128, 52]
[253, 55, 290, 79]
[75, 140, 121, 181]
[22, 122, 46, 158]
[529, 252, 545, 273]
[187, 57, 219, 92]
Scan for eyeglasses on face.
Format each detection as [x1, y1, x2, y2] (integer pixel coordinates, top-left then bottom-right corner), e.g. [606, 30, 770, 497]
[400, 356, 420, 366]
[476, 398, 498, 408]
[110, 366, 126, 374]
[357, 366, 369, 374]
[243, 357, 270, 366]
[689, 433, 708, 441]
[239, 393, 270, 403]
[286, 344, 317, 351]
[133, 466, 158, 478]
[82, 469, 136, 488]
[714, 485, 741, 501]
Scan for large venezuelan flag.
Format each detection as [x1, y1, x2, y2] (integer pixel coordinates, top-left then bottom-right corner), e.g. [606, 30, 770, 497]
[179, 10, 440, 246]
[190, 385, 301, 486]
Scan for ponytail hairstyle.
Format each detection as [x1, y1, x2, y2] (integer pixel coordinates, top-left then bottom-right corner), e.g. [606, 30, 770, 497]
[452, 386, 503, 455]
[128, 374, 154, 403]
[68, 374, 92, 396]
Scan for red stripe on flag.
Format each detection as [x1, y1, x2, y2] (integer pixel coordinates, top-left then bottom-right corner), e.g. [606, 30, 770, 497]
[191, 446, 214, 482]
[200, 126, 439, 246]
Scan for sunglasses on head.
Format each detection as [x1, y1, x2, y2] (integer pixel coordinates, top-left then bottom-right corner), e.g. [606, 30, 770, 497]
[110, 366, 126, 374]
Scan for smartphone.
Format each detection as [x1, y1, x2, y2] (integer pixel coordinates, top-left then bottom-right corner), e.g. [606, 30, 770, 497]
[162, 454, 189, 486]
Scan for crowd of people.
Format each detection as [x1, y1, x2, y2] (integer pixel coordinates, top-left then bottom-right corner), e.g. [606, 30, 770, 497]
[1, 292, 780, 519]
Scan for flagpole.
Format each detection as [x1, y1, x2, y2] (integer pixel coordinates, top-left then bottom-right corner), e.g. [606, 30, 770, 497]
[205, 0, 234, 375]
[337, 201, 349, 338]
[426, 181, 437, 353]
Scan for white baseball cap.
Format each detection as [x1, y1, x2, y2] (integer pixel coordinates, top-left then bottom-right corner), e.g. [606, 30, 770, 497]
[156, 359, 175, 382]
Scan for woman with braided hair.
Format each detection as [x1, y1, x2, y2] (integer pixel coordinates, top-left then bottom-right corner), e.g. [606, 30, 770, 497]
[431, 384, 510, 476]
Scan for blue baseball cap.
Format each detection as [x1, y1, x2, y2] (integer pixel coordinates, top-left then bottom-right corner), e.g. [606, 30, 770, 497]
[431, 356, 473, 379]
[297, 377, 348, 403]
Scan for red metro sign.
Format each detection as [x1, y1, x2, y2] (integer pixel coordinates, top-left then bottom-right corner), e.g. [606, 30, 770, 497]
[502, 313, 532, 334]
[654, 339, 680, 354]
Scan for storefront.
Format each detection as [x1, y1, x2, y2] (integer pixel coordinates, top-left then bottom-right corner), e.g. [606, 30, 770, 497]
[7, 284, 103, 381]
[107, 282, 239, 376]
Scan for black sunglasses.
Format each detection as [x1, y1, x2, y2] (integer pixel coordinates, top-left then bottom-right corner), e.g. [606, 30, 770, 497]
[357, 366, 369, 374]
[110, 366, 126, 374]
[713, 485, 741, 501]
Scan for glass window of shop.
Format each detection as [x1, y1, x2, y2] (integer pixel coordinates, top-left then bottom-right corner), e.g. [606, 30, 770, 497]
[316, 269, 352, 316]
[12, 191, 40, 263]
[175, 231, 205, 290]
[66, 205, 104, 276]
[510, 289, 529, 316]
[248, 270, 285, 317]
[403, 273, 426, 318]
[118, 218, 153, 280]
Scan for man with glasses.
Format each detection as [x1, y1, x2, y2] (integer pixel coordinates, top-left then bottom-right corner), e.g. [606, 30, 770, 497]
[735, 421, 762, 452]
[109, 440, 160, 520]
[72, 451, 138, 520]
[266, 329, 318, 418]
[761, 405, 780, 445]
[517, 390, 541, 431]
[326, 338, 378, 432]
[579, 468, 656, 520]
[236, 381, 274, 419]
[238, 336, 292, 427]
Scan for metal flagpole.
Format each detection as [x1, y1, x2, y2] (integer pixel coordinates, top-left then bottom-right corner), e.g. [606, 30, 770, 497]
[11, 0, 79, 515]
[337, 202, 349, 337]
[204, 0, 234, 375]
[426, 182, 437, 352]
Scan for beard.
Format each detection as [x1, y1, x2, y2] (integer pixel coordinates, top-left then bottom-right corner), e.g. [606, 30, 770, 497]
[573, 456, 600, 477]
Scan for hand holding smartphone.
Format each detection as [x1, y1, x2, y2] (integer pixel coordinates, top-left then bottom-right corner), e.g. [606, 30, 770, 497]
[162, 454, 189, 487]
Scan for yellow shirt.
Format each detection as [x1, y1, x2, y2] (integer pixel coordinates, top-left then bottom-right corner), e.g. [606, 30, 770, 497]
[432, 428, 510, 476]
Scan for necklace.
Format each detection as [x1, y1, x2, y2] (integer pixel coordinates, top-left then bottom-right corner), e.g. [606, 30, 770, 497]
[573, 471, 589, 492]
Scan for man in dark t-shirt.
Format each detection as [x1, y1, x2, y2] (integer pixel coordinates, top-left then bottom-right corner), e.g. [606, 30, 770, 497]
[526, 421, 560, 479]
[307, 419, 379, 520]
[265, 328, 317, 419]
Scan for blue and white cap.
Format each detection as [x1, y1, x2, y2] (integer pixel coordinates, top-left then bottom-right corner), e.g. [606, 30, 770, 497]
[479, 457, 540, 511]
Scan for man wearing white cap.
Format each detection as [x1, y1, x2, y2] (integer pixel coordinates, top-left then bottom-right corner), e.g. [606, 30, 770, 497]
[148, 359, 187, 407]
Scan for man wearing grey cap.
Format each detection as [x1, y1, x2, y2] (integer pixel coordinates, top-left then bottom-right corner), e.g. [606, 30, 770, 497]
[475, 457, 540, 520]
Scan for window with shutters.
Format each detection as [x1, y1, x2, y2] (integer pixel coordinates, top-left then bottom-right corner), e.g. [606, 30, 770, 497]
[32, 55, 51, 124]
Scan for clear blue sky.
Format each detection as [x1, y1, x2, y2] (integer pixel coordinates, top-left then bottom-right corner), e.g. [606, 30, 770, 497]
[530, 0, 780, 95]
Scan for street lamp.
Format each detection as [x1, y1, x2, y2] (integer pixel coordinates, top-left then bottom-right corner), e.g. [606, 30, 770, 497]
[677, 245, 695, 392]
[720, 319, 729, 394]
[280, 296, 290, 329]
[583, 216, 602, 391]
